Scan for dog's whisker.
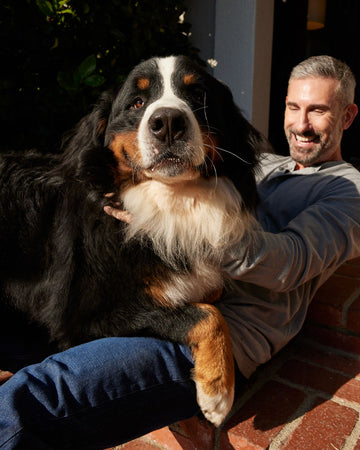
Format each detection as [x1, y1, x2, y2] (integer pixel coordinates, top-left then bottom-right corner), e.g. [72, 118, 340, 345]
[203, 142, 252, 165]
[202, 135, 225, 164]
[192, 105, 208, 114]
[201, 124, 220, 135]
[204, 153, 219, 189]
[216, 146, 253, 165]
[202, 92, 211, 134]
[202, 142, 224, 163]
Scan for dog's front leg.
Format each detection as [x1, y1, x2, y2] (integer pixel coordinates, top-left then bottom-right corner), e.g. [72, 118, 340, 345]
[186, 303, 235, 427]
[137, 302, 235, 426]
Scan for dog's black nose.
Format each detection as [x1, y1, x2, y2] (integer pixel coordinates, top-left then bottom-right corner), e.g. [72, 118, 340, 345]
[148, 108, 189, 145]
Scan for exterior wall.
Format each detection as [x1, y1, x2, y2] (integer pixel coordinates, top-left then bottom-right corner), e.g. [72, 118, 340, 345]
[184, 0, 274, 137]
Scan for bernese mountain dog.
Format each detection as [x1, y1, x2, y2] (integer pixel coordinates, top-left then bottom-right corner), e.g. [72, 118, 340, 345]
[0, 55, 268, 426]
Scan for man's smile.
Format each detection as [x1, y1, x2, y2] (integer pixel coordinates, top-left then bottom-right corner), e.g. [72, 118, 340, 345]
[292, 132, 320, 147]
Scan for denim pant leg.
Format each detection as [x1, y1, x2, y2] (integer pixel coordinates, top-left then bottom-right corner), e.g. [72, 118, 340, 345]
[0, 337, 200, 450]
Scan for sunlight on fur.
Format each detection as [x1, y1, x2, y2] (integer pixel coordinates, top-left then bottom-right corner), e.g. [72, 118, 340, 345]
[161, 263, 224, 305]
[121, 177, 251, 269]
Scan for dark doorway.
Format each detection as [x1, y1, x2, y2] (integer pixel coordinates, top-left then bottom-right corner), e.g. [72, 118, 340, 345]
[269, 0, 360, 166]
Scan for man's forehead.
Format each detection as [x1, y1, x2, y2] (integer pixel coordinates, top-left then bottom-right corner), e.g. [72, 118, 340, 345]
[287, 77, 339, 105]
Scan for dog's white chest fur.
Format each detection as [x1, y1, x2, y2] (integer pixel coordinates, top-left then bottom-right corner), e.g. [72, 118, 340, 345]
[121, 177, 249, 305]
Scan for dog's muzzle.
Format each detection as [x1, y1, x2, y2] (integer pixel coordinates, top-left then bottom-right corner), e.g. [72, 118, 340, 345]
[141, 106, 204, 181]
[148, 107, 190, 147]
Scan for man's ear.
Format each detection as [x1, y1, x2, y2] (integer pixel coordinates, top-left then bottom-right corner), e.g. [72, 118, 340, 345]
[343, 103, 358, 130]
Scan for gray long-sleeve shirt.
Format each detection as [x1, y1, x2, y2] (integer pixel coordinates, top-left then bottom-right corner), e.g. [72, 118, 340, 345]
[218, 153, 360, 378]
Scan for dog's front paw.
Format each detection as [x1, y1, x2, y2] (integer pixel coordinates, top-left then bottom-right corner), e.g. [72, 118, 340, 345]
[187, 304, 235, 427]
[196, 380, 234, 427]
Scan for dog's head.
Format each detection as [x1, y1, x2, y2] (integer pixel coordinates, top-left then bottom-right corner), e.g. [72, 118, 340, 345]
[65, 55, 270, 209]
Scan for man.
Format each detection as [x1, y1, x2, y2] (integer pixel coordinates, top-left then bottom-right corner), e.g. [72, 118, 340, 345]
[218, 55, 360, 377]
[1, 55, 360, 449]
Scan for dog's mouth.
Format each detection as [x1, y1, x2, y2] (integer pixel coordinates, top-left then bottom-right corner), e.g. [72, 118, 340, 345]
[150, 155, 189, 171]
[145, 153, 199, 181]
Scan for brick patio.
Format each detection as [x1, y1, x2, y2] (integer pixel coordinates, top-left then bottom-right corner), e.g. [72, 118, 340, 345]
[117, 257, 360, 449]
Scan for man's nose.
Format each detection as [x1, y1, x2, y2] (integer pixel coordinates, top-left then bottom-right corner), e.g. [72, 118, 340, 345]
[297, 111, 312, 132]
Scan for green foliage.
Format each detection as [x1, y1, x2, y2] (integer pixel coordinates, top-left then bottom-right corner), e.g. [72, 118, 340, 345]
[0, 0, 199, 152]
[35, 0, 76, 22]
[57, 54, 106, 93]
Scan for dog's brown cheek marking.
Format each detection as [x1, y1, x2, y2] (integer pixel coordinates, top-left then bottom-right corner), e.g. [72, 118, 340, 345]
[187, 304, 234, 397]
[200, 130, 221, 164]
[109, 132, 144, 185]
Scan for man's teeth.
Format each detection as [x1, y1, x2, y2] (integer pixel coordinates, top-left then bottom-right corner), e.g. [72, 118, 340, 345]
[295, 134, 315, 143]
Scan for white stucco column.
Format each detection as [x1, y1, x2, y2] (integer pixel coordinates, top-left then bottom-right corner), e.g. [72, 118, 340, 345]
[184, 0, 274, 137]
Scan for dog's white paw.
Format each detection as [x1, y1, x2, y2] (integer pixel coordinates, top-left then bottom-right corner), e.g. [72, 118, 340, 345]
[196, 382, 234, 427]
[186, 303, 235, 426]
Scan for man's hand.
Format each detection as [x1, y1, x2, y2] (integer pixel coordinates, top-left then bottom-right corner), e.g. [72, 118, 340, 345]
[104, 193, 132, 223]
[104, 205, 132, 223]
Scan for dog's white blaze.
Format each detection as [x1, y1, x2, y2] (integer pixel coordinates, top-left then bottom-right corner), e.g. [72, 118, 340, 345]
[121, 177, 252, 305]
[157, 56, 177, 100]
[137, 56, 204, 168]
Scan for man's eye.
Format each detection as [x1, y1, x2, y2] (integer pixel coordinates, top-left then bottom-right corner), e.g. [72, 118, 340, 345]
[131, 98, 144, 109]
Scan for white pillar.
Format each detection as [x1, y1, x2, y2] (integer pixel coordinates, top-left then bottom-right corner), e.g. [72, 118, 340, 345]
[184, 0, 274, 137]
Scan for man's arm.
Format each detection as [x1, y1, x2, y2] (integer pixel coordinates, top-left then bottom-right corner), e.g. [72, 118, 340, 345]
[223, 177, 360, 291]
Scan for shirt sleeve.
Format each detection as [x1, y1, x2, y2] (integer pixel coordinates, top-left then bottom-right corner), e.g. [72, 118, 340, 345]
[222, 174, 360, 292]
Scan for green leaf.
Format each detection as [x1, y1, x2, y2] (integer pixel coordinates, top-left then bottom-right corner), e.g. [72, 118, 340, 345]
[77, 55, 97, 81]
[83, 74, 106, 87]
[58, 8, 74, 16]
[57, 70, 78, 92]
[35, 0, 55, 17]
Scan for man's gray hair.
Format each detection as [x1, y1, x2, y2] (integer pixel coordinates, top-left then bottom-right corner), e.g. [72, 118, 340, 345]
[289, 55, 356, 106]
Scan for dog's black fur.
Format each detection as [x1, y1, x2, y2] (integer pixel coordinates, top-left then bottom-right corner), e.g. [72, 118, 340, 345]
[0, 55, 269, 425]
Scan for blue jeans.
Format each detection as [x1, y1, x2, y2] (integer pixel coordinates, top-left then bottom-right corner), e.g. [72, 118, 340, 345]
[0, 337, 200, 449]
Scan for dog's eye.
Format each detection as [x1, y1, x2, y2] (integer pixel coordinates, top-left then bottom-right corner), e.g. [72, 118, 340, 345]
[131, 98, 144, 110]
[195, 93, 204, 104]
[188, 87, 205, 105]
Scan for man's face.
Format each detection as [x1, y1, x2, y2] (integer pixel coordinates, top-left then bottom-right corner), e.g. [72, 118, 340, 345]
[284, 77, 346, 168]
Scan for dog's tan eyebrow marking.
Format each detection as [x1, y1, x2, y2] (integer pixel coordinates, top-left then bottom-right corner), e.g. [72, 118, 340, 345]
[183, 74, 196, 85]
[137, 78, 150, 90]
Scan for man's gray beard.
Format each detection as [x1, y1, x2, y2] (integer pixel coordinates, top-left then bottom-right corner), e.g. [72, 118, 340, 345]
[290, 146, 324, 166]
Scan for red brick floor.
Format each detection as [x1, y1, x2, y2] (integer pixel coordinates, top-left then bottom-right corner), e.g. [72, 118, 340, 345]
[116, 257, 360, 449]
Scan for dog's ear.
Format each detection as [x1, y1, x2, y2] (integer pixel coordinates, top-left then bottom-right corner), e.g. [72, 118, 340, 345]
[61, 89, 117, 191]
[225, 100, 272, 210]
[214, 82, 272, 210]
[63, 90, 115, 155]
